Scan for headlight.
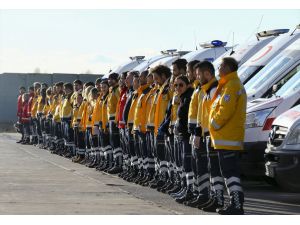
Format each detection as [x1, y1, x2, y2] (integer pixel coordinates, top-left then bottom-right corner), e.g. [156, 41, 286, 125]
[286, 124, 300, 145]
[246, 108, 274, 129]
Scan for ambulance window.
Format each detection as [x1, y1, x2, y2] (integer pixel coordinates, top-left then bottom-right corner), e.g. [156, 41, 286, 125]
[245, 56, 292, 94]
[274, 66, 300, 97]
[238, 65, 262, 84]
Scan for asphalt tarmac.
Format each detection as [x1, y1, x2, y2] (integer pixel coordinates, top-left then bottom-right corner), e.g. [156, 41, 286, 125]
[0, 133, 299, 215]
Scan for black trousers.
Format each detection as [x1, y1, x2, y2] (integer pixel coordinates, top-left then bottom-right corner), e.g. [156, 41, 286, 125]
[207, 136, 243, 195]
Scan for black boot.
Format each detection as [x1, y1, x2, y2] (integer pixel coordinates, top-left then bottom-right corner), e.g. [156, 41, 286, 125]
[201, 190, 224, 212]
[108, 165, 123, 174]
[184, 191, 210, 208]
[217, 191, 244, 215]
[175, 185, 195, 203]
[170, 177, 187, 198]
[167, 173, 182, 194]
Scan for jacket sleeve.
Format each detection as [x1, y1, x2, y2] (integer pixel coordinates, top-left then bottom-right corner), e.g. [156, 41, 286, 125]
[210, 83, 238, 131]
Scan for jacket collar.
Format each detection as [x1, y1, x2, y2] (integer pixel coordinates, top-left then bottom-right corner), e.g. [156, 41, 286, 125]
[218, 71, 239, 86]
[201, 77, 217, 93]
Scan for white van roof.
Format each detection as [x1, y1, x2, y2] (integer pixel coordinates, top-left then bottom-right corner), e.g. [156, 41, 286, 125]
[182, 46, 230, 63]
[245, 39, 300, 98]
[243, 30, 300, 67]
[132, 54, 170, 73]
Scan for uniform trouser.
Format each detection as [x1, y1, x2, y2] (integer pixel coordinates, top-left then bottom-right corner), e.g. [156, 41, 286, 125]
[42, 118, 51, 147]
[61, 118, 74, 147]
[125, 126, 137, 167]
[31, 118, 38, 141]
[23, 122, 30, 140]
[74, 127, 86, 156]
[99, 131, 113, 163]
[134, 131, 143, 171]
[146, 130, 155, 175]
[207, 136, 244, 203]
[36, 116, 42, 142]
[174, 135, 183, 181]
[155, 134, 168, 178]
[178, 136, 194, 187]
[119, 128, 129, 168]
[85, 127, 92, 157]
[165, 134, 175, 180]
[192, 136, 210, 194]
[138, 132, 148, 173]
[109, 121, 122, 167]
[18, 118, 24, 140]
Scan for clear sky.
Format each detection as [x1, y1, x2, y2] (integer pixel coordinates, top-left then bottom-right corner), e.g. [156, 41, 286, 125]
[0, 9, 299, 74]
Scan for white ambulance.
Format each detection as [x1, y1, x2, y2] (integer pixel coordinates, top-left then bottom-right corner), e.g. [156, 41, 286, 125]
[238, 25, 300, 84]
[134, 50, 190, 73]
[265, 105, 300, 192]
[102, 56, 146, 79]
[213, 29, 288, 71]
[181, 40, 231, 63]
[245, 37, 300, 101]
[242, 45, 300, 176]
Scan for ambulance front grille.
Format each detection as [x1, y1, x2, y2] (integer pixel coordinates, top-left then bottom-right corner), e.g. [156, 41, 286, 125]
[268, 125, 288, 148]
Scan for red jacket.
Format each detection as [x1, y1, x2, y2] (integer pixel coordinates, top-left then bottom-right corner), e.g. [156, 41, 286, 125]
[17, 95, 23, 119]
[21, 102, 31, 124]
[117, 87, 128, 129]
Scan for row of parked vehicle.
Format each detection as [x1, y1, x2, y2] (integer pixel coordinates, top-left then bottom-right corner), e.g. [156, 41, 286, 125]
[103, 25, 300, 191]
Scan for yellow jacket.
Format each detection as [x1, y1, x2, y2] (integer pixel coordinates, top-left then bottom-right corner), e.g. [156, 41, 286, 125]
[84, 99, 96, 129]
[146, 85, 159, 130]
[199, 77, 218, 135]
[154, 79, 173, 135]
[73, 101, 85, 131]
[188, 81, 201, 131]
[127, 90, 139, 126]
[107, 85, 120, 122]
[91, 95, 102, 127]
[43, 97, 51, 117]
[133, 84, 151, 132]
[60, 95, 73, 119]
[170, 94, 180, 127]
[53, 94, 63, 123]
[101, 94, 109, 132]
[209, 72, 247, 150]
[36, 96, 45, 115]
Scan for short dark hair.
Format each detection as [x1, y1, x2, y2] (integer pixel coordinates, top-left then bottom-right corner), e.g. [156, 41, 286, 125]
[55, 82, 64, 87]
[195, 61, 215, 76]
[152, 65, 172, 79]
[41, 83, 48, 88]
[187, 60, 200, 71]
[73, 79, 83, 86]
[95, 78, 102, 84]
[129, 71, 139, 77]
[108, 73, 119, 81]
[121, 71, 128, 78]
[85, 81, 95, 87]
[176, 75, 190, 85]
[91, 87, 98, 96]
[63, 82, 73, 91]
[19, 86, 26, 91]
[100, 79, 109, 86]
[172, 58, 188, 71]
[140, 70, 149, 77]
[29, 86, 34, 91]
[222, 57, 238, 72]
